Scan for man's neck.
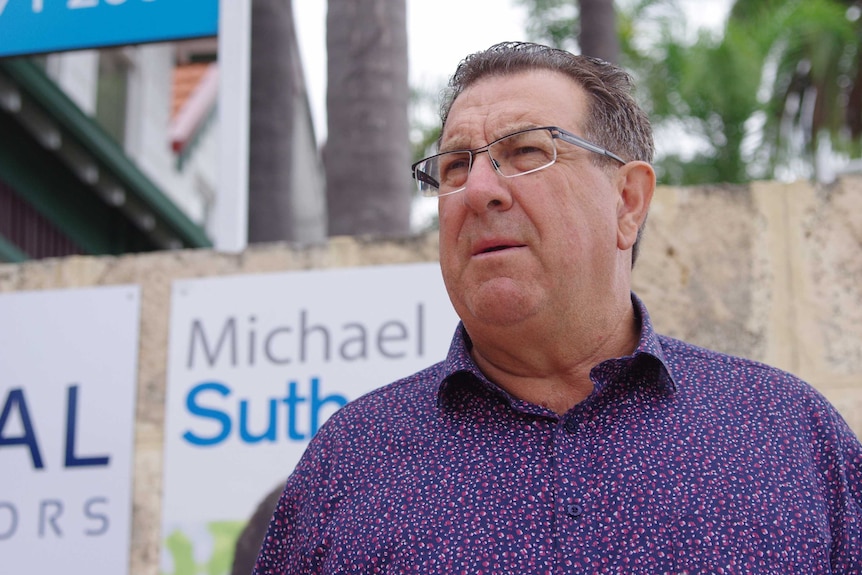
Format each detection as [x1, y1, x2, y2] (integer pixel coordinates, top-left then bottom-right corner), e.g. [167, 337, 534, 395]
[466, 297, 640, 415]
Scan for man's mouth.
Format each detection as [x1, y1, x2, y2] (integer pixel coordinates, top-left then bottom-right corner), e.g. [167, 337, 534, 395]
[474, 242, 526, 255]
[482, 245, 512, 253]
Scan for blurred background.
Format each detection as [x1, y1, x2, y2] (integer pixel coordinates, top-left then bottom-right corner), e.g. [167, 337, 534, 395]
[1, 0, 860, 257]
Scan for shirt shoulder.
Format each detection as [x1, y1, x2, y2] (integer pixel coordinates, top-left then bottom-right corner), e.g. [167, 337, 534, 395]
[268, 364, 442, 524]
[310, 360, 446, 444]
[656, 334, 860, 444]
[659, 333, 813, 393]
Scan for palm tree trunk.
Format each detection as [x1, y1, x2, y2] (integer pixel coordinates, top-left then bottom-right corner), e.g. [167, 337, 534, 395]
[248, 0, 326, 243]
[325, 0, 411, 237]
[578, 0, 619, 63]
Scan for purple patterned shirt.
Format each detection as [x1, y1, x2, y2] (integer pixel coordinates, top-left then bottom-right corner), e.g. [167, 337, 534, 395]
[254, 296, 862, 574]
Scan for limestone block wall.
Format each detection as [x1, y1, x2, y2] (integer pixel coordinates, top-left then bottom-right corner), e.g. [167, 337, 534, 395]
[635, 176, 862, 432]
[1, 176, 860, 574]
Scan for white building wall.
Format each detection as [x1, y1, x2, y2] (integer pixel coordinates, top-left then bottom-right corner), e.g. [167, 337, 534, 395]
[45, 50, 99, 114]
[289, 96, 326, 241]
[124, 44, 216, 230]
[44, 44, 216, 234]
[38, 38, 323, 246]
[158, 114, 219, 231]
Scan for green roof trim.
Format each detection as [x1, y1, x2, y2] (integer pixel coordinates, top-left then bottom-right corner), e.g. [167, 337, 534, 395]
[0, 233, 28, 263]
[0, 58, 212, 249]
[0, 110, 152, 255]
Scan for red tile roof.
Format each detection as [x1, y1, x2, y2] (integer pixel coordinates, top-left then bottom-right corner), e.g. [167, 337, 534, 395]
[172, 62, 211, 119]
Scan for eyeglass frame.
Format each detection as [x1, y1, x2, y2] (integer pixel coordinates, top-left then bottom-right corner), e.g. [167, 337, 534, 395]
[411, 125, 627, 197]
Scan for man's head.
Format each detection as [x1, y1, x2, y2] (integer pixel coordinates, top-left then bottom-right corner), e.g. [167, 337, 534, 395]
[439, 41, 654, 266]
[431, 42, 656, 338]
[442, 41, 654, 163]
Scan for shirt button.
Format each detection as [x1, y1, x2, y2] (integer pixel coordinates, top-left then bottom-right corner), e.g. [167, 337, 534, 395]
[566, 503, 584, 518]
[564, 419, 578, 433]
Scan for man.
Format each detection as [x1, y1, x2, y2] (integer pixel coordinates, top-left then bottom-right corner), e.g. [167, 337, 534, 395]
[254, 42, 861, 573]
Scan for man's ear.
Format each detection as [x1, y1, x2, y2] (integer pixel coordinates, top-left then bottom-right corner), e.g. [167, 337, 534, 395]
[616, 161, 655, 251]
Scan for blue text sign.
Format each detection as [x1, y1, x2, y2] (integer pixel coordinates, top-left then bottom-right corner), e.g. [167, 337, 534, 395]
[161, 263, 459, 571]
[0, 0, 218, 58]
[0, 285, 140, 574]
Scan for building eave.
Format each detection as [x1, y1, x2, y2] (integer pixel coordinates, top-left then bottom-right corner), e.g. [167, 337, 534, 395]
[0, 57, 212, 250]
[0, 233, 28, 262]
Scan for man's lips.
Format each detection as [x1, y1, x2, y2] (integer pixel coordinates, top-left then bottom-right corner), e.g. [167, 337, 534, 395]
[471, 240, 527, 256]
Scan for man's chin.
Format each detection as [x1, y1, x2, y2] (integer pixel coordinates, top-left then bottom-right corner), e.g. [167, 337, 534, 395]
[461, 283, 542, 329]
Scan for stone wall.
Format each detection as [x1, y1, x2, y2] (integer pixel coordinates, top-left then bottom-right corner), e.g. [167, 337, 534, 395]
[635, 177, 862, 432]
[1, 176, 860, 574]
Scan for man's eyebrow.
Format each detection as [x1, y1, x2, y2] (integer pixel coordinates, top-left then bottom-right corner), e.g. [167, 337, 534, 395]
[440, 124, 542, 153]
[438, 136, 471, 153]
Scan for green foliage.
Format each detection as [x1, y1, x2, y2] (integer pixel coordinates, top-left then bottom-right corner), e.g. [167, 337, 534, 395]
[161, 521, 246, 575]
[409, 84, 442, 164]
[518, 0, 862, 184]
[516, 0, 579, 50]
[408, 84, 443, 232]
[748, 0, 860, 176]
[661, 26, 763, 182]
[164, 530, 197, 575]
[515, 0, 683, 56]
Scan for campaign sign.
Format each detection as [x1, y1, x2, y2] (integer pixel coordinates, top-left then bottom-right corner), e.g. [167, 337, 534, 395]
[160, 263, 459, 574]
[0, 0, 219, 58]
[0, 285, 140, 574]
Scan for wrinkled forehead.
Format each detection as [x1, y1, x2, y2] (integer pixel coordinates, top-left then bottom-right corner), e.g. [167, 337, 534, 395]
[440, 70, 591, 150]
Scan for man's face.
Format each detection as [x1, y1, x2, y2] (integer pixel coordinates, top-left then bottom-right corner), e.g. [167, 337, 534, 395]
[437, 70, 629, 332]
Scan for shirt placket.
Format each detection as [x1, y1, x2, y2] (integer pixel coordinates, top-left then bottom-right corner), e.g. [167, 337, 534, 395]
[551, 400, 598, 573]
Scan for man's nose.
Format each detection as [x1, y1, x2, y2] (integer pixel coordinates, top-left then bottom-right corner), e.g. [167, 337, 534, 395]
[462, 152, 513, 212]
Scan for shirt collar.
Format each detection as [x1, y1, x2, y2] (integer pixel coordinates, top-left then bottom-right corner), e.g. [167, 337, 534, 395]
[625, 292, 678, 392]
[436, 293, 678, 406]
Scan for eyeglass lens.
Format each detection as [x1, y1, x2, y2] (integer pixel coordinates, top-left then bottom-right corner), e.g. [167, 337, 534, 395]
[416, 128, 557, 196]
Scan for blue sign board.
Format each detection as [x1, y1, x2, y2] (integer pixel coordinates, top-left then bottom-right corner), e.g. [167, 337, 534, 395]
[0, 0, 219, 58]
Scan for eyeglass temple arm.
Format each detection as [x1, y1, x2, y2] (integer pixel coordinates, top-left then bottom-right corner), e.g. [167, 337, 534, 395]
[412, 168, 440, 189]
[554, 129, 626, 165]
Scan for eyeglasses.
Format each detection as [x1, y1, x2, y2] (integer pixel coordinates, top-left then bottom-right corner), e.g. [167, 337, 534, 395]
[411, 126, 626, 197]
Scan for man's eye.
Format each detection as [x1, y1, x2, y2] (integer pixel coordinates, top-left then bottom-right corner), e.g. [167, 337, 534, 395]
[513, 146, 543, 156]
[441, 157, 470, 178]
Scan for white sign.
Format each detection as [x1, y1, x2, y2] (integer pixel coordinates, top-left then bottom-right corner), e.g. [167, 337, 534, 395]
[0, 285, 141, 574]
[161, 263, 459, 574]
